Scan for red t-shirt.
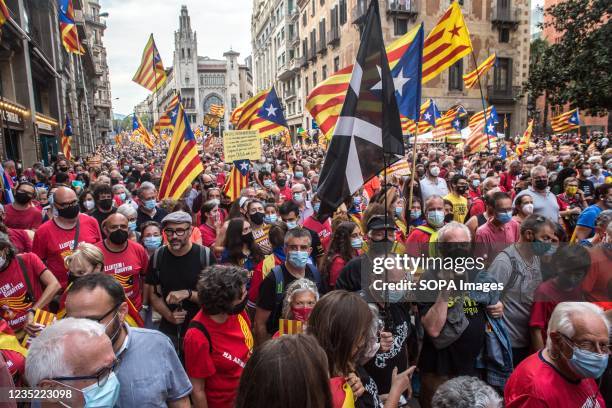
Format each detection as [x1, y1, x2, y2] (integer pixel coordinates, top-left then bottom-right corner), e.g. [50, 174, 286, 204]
[529, 279, 583, 345]
[184, 310, 252, 408]
[4, 205, 42, 230]
[96, 240, 149, 310]
[199, 223, 217, 248]
[279, 186, 293, 201]
[303, 215, 332, 251]
[32, 214, 102, 288]
[582, 247, 611, 303]
[469, 198, 486, 218]
[500, 172, 520, 192]
[8, 229, 32, 254]
[505, 352, 606, 408]
[328, 255, 347, 289]
[405, 227, 434, 257]
[0, 253, 46, 331]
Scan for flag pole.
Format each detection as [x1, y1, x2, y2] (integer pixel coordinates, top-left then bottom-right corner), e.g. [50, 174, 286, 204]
[470, 51, 491, 152]
[408, 121, 418, 216]
[72, 26, 95, 154]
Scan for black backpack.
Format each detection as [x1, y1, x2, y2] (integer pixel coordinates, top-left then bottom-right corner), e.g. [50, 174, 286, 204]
[150, 244, 212, 296]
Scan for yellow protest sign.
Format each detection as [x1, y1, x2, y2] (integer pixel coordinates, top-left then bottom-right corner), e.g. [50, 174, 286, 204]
[223, 130, 262, 162]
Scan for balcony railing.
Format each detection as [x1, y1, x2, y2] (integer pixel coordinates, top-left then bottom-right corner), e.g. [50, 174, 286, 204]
[317, 37, 327, 54]
[277, 63, 295, 81]
[299, 54, 309, 67]
[285, 89, 297, 99]
[327, 26, 340, 46]
[84, 14, 106, 28]
[289, 9, 299, 20]
[386, 0, 418, 16]
[351, 0, 368, 24]
[491, 5, 520, 28]
[487, 85, 521, 103]
[309, 45, 317, 61]
[96, 119, 112, 129]
[290, 58, 302, 71]
[93, 98, 112, 108]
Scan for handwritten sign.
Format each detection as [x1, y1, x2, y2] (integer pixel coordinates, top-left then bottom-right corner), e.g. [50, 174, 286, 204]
[223, 130, 262, 162]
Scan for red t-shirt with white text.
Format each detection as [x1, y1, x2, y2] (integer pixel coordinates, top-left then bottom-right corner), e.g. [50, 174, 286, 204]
[0, 253, 46, 331]
[303, 215, 332, 251]
[184, 310, 252, 408]
[96, 240, 149, 310]
[4, 205, 42, 230]
[32, 214, 102, 288]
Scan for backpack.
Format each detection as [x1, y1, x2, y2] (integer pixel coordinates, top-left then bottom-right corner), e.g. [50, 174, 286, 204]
[151, 244, 212, 295]
[499, 248, 522, 301]
[15, 255, 36, 304]
[188, 313, 252, 354]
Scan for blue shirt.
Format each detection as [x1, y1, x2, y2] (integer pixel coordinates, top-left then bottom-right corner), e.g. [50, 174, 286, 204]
[115, 325, 192, 407]
[576, 204, 603, 237]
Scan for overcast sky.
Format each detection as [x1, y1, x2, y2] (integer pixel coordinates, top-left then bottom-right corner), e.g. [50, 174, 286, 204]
[101, 0, 253, 116]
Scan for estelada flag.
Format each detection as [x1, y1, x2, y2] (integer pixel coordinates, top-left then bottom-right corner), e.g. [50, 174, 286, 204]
[278, 319, 304, 336]
[21, 309, 56, 348]
[330, 377, 355, 408]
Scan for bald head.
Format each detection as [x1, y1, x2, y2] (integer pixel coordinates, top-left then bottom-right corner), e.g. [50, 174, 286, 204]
[54, 186, 77, 203]
[103, 213, 128, 240]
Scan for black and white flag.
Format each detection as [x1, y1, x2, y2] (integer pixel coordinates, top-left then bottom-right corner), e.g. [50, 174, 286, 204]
[317, 0, 404, 219]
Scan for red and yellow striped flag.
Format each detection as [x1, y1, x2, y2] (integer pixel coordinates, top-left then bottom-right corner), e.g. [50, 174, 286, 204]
[422, 1, 473, 84]
[306, 25, 421, 140]
[515, 119, 534, 157]
[60, 115, 73, 161]
[132, 34, 167, 92]
[132, 114, 154, 148]
[223, 161, 250, 202]
[469, 106, 494, 129]
[278, 319, 304, 336]
[464, 119, 489, 155]
[463, 53, 496, 89]
[0, 0, 9, 25]
[233, 88, 287, 139]
[22, 309, 56, 348]
[153, 95, 180, 136]
[209, 104, 225, 117]
[551, 109, 580, 133]
[330, 377, 355, 408]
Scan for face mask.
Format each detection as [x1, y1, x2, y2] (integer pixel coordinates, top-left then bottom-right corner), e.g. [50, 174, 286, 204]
[293, 193, 304, 203]
[250, 212, 265, 225]
[59, 166, 69, 172]
[472, 179, 481, 188]
[0, 256, 5, 269]
[57, 204, 80, 219]
[496, 211, 513, 224]
[277, 179, 286, 187]
[565, 186, 578, 195]
[291, 306, 313, 322]
[545, 243, 558, 257]
[582, 169, 592, 177]
[229, 297, 248, 315]
[263, 179, 273, 188]
[313, 202, 320, 213]
[108, 229, 129, 245]
[351, 237, 363, 249]
[123, 165, 130, 172]
[456, 186, 468, 194]
[410, 209, 421, 220]
[444, 213, 453, 223]
[294, 171, 303, 178]
[522, 203, 534, 215]
[242, 232, 254, 246]
[534, 179, 548, 190]
[388, 289, 406, 303]
[288, 250, 309, 268]
[427, 210, 445, 228]
[143, 236, 162, 249]
[84, 199, 95, 211]
[429, 167, 440, 177]
[395, 207, 403, 218]
[119, 193, 127, 201]
[532, 239, 552, 256]
[79, 372, 121, 408]
[14, 191, 32, 205]
[98, 199, 113, 211]
[264, 214, 277, 224]
[286, 220, 298, 230]
[128, 221, 137, 232]
[210, 199, 221, 207]
[143, 199, 157, 210]
[592, 164, 601, 171]
[566, 343, 609, 379]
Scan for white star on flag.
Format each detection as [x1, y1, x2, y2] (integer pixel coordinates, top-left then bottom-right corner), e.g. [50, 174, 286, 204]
[265, 104, 278, 117]
[487, 123, 495, 134]
[239, 162, 249, 171]
[170, 109, 177, 118]
[453, 120, 460, 128]
[393, 70, 410, 97]
[424, 112, 432, 121]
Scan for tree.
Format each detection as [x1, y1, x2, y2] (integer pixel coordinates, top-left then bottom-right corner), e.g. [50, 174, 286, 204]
[524, 0, 611, 117]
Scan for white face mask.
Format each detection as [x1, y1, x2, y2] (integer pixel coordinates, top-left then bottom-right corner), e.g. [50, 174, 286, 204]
[84, 200, 95, 211]
[429, 167, 440, 177]
[522, 203, 534, 215]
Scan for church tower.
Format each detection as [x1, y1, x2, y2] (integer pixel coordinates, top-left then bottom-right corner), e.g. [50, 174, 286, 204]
[173, 5, 199, 124]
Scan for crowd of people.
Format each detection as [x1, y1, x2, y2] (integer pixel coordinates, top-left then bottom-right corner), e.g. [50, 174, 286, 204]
[0, 130, 609, 407]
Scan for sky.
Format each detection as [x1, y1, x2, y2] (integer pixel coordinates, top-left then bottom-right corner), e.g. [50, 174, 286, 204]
[101, 0, 253, 116]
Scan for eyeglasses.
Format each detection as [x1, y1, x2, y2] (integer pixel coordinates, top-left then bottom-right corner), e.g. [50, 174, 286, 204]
[89, 303, 121, 323]
[561, 333, 611, 354]
[53, 359, 119, 387]
[55, 200, 78, 209]
[164, 228, 189, 237]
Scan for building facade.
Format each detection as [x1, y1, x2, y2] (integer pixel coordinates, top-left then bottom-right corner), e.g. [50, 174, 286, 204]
[137, 6, 253, 131]
[0, 0, 112, 167]
[252, 0, 531, 138]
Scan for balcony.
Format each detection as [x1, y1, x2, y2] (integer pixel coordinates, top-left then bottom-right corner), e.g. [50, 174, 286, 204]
[277, 63, 295, 81]
[289, 32, 300, 47]
[351, 0, 368, 24]
[285, 88, 297, 100]
[487, 85, 521, 103]
[93, 98, 112, 108]
[96, 119, 112, 129]
[386, 0, 418, 18]
[299, 55, 309, 68]
[84, 14, 106, 28]
[327, 26, 340, 46]
[290, 58, 302, 71]
[491, 5, 520, 29]
[289, 9, 299, 20]
[317, 38, 327, 54]
[308, 45, 317, 61]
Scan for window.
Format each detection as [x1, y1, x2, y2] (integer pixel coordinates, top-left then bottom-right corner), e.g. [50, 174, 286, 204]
[200, 75, 204, 86]
[340, 0, 347, 25]
[187, 48, 191, 58]
[311, 0, 315, 16]
[319, 19, 326, 45]
[334, 56, 340, 73]
[302, 39, 308, 59]
[394, 18, 408, 36]
[448, 59, 463, 91]
[310, 29, 317, 55]
[313, 71, 317, 86]
[181, 48, 185, 59]
[302, 12, 307, 27]
[494, 57, 512, 90]
[297, 74, 301, 88]
[322, 65, 327, 80]
[305, 77, 309, 94]
[320, 0, 324, 5]
[499, 28, 510, 43]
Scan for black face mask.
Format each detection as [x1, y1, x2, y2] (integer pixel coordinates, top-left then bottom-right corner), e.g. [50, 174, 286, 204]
[534, 179, 548, 190]
[59, 166, 69, 172]
[439, 242, 472, 260]
[444, 213, 454, 223]
[203, 183, 215, 190]
[228, 297, 248, 315]
[277, 179, 287, 187]
[494, 164, 503, 172]
[67, 272, 79, 285]
[14, 191, 32, 205]
[456, 186, 468, 194]
[110, 178, 120, 186]
[109, 229, 129, 245]
[249, 212, 265, 225]
[57, 204, 80, 219]
[98, 199, 113, 211]
[242, 232, 254, 246]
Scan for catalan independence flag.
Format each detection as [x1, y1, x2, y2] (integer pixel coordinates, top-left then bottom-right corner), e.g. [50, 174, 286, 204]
[330, 377, 355, 408]
[58, 0, 85, 54]
[209, 104, 225, 118]
[158, 102, 205, 199]
[232, 87, 288, 139]
[132, 114, 154, 148]
[153, 94, 180, 136]
[551, 109, 580, 133]
[463, 53, 496, 89]
[515, 119, 534, 157]
[224, 160, 250, 202]
[132, 34, 167, 92]
[422, 1, 472, 84]
[61, 115, 73, 161]
[0, 0, 9, 26]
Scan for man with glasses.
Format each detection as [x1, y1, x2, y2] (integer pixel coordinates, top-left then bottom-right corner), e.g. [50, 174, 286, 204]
[514, 165, 560, 222]
[24, 317, 120, 407]
[64, 274, 191, 407]
[135, 182, 168, 229]
[33, 187, 102, 289]
[4, 181, 42, 230]
[505, 302, 608, 408]
[146, 211, 215, 355]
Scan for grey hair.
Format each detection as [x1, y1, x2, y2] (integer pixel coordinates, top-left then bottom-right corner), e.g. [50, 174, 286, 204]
[438, 221, 471, 242]
[281, 278, 320, 318]
[284, 227, 312, 247]
[546, 302, 610, 352]
[424, 195, 444, 211]
[138, 181, 156, 197]
[116, 203, 137, 219]
[595, 209, 612, 228]
[530, 165, 547, 178]
[25, 318, 105, 387]
[432, 376, 502, 408]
